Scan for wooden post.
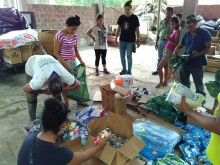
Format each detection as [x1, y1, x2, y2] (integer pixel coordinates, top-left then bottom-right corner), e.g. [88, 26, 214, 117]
[157, 0, 161, 30]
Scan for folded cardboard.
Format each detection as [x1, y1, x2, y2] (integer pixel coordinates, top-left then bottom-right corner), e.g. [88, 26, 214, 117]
[83, 112, 145, 165]
[110, 83, 131, 96]
[20, 44, 33, 62]
[100, 84, 128, 114]
[1, 48, 22, 64]
[38, 30, 57, 55]
[31, 41, 43, 55]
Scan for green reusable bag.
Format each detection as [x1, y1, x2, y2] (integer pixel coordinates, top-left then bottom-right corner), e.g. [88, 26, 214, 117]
[67, 64, 91, 102]
[169, 55, 190, 73]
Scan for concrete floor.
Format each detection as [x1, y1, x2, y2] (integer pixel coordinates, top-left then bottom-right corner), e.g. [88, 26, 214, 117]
[0, 45, 215, 165]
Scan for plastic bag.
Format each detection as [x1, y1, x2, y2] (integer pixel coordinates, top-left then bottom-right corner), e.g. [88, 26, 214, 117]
[67, 64, 91, 102]
[0, 7, 29, 35]
[133, 119, 181, 161]
[169, 55, 190, 73]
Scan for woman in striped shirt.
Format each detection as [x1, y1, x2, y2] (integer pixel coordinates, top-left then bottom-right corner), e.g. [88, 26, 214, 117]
[54, 15, 85, 73]
[54, 15, 88, 106]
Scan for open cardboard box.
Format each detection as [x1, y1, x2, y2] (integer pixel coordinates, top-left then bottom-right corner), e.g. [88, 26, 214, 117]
[100, 84, 130, 114]
[83, 112, 145, 165]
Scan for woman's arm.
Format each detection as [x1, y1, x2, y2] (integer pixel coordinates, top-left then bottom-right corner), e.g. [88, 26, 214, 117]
[54, 39, 72, 73]
[177, 95, 220, 135]
[74, 44, 85, 65]
[135, 26, 140, 48]
[86, 28, 95, 41]
[115, 25, 121, 43]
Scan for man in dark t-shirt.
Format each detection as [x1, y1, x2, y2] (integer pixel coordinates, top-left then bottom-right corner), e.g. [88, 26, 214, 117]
[18, 98, 108, 165]
[173, 15, 211, 96]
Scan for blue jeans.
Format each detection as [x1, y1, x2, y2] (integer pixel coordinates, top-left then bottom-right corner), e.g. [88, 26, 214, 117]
[157, 39, 168, 67]
[66, 59, 77, 70]
[119, 41, 134, 74]
[180, 66, 206, 96]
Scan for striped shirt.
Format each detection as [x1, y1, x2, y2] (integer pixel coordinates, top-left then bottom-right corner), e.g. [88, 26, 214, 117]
[54, 30, 77, 61]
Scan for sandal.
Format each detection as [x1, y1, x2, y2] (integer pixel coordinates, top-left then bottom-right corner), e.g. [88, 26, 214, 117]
[155, 83, 163, 88]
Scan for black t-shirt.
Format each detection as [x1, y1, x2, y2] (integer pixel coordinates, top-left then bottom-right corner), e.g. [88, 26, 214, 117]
[17, 133, 74, 165]
[117, 14, 140, 42]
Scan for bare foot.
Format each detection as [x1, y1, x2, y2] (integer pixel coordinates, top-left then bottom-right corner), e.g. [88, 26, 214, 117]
[155, 83, 163, 88]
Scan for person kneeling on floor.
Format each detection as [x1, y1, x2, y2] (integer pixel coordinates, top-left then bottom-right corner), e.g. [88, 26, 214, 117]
[17, 97, 108, 165]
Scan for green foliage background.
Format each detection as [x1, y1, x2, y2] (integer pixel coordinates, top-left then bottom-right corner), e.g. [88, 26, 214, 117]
[55, 0, 129, 6]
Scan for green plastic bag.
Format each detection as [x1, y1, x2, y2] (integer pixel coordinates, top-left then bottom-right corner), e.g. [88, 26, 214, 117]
[169, 55, 190, 73]
[67, 64, 91, 102]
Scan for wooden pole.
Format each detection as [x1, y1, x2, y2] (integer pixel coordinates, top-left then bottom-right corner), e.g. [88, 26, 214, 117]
[157, 0, 161, 30]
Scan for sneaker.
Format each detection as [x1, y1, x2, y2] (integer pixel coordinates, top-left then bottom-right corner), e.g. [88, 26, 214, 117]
[77, 102, 89, 106]
[119, 70, 127, 75]
[152, 71, 158, 75]
[103, 69, 110, 74]
[127, 71, 132, 75]
[96, 70, 99, 76]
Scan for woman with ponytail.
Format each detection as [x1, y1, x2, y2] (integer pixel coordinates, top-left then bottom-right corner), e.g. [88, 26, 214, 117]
[115, 0, 140, 75]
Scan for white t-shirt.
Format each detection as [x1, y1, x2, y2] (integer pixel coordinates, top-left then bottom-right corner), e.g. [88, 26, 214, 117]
[92, 25, 108, 50]
[25, 55, 76, 90]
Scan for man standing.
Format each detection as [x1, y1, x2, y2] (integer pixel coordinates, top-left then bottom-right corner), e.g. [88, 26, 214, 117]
[23, 55, 80, 121]
[173, 15, 211, 96]
[152, 7, 173, 75]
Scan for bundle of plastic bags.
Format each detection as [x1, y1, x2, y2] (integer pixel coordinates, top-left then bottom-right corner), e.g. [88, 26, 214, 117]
[133, 119, 181, 161]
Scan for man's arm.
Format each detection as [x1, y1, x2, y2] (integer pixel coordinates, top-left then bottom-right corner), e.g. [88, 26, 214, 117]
[177, 96, 220, 135]
[23, 83, 50, 95]
[172, 44, 184, 57]
[191, 41, 211, 58]
[62, 80, 81, 92]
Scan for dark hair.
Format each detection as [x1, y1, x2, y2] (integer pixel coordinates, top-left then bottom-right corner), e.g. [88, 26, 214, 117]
[48, 77, 63, 97]
[176, 13, 182, 19]
[171, 16, 180, 29]
[124, 0, 132, 8]
[66, 15, 81, 26]
[166, 7, 173, 13]
[42, 98, 68, 134]
[96, 14, 103, 21]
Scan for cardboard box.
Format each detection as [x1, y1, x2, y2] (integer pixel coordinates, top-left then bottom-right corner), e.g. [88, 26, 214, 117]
[207, 46, 215, 55]
[1, 48, 22, 64]
[38, 30, 57, 55]
[31, 41, 43, 55]
[100, 84, 128, 114]
[83, 112, 145, 165]
[20, 45, 33, 62]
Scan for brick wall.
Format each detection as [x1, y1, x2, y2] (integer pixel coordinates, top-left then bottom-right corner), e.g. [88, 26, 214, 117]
[174, 5, 220, 20]
[28, 4, 123, 40]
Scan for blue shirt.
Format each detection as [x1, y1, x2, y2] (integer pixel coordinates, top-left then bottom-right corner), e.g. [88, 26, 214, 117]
[181, 28, 211, 68]
[17, 133, 73, 165]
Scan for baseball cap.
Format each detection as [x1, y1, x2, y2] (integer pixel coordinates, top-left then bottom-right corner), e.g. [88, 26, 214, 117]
[185, 14, 197, 27]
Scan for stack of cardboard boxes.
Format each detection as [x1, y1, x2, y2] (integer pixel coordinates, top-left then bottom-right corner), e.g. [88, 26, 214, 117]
[1, 41, 43, 65]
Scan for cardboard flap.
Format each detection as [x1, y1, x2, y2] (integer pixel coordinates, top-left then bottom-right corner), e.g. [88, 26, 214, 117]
[89, 116, 109, 136]
[108, 112, 133, 139]
[119, 136, 145, 159]
[61, 137, 82, 152]
[100, 84, 116, 94]
[113, 151, 130, 165]
[97, 144, 117, 165]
